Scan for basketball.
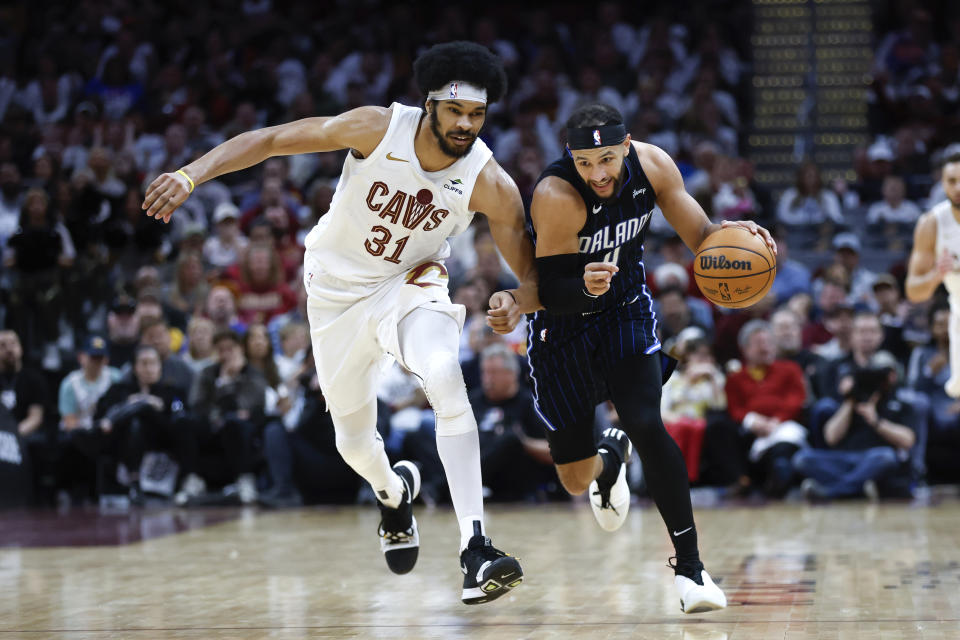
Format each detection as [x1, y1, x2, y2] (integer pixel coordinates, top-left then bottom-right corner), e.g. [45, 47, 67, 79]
[693, 226, 776, 309]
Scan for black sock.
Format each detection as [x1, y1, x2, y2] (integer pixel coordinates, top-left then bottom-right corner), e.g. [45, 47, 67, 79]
[596, 445, 623, 488]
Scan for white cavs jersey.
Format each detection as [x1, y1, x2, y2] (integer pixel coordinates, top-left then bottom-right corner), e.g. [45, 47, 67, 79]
[303, 103, 492, 284]
[933, 199, 960, 307]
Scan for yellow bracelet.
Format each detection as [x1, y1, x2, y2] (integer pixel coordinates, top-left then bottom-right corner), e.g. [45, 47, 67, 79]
[176, 169, 195, 193]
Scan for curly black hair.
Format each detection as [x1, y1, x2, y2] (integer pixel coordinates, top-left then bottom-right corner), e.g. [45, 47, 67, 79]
[565, 103, 624, 129]
[413, 41, 507, 104]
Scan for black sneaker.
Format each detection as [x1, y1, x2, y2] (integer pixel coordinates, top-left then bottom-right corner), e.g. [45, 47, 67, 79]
[460, 533, 523, 605]
[377, 461, 421, 575]
[589, 427, 634, 531]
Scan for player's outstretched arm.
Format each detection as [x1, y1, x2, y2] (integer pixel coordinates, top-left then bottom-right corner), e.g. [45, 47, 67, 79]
[638, 142, 777, 256]
[905, 212, 952, 302]
[142, 106, 392, 223]
[473, 160, 542, 333]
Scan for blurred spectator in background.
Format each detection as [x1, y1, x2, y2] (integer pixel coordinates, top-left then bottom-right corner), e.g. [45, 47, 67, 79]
[776, 163, 843, 244]
[470, 343, 554, 501]
[166, 251, 209, 317]
[652, 263, 714, 335]
[816, 311, 887, 405]
[0, 330, 49, 504]
[203, 285, 246, 335]
[660, 338, 726, 483]
[58, 336, 121, 433]
[770, 307, 823, 400]
[187, 329, 266, 505]
[94, 344, 187, 503]
[871, 275, 911, 363]
[203, 202, 247, 270]
[828, 233, 878, 307]
[5, 188, 75, 363]
[138, 316, 194, 397]
[908, 303, 960, 483]
[182, 316, 216, 374]
[702, 320, 807, 497]
[812, 302, 855, 362]
[233, 244, 297, 325]
[794, 352, 918, 501]
[0, 330, 47, 439]
[106, 295, 140, 369]
[275, 321, 309, 383]
[867, 175, 922, 250]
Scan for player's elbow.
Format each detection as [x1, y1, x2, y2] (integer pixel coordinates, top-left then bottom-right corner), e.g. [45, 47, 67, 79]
[904, 281, 925, 304]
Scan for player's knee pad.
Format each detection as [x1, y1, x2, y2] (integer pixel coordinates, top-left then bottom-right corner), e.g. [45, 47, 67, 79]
[419, 351, 474, 436]
[420, 351, 470, 417]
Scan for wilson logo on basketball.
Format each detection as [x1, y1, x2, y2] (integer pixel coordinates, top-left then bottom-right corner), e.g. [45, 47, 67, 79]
[699, 255, 753, 270]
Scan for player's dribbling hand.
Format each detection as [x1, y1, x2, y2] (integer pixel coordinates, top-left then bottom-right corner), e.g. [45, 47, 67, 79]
[142, 170, 193, 223]
[583, 262, 618, 296]
[487, 290, 522, 335]
[721, 220, 778, 256]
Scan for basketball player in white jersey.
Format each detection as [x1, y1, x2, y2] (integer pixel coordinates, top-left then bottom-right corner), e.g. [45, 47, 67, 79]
[142, 42, 538, 604]
[907, 151, 960, 399]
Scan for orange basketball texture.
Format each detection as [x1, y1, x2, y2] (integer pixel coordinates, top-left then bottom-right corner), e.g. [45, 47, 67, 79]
[693, 227, 776, 309]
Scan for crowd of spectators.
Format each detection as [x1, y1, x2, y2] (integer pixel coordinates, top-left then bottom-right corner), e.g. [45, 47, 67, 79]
[0, 1, 957, 508]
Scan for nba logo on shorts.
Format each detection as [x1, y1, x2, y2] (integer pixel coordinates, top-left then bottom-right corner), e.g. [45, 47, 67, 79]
[540, 328, 548, 342]
[593, 129, 602, 146]
[449, 82, 458, 98]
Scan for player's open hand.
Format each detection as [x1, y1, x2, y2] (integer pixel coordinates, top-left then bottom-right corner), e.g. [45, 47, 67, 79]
[584, 262, 618, 296]
[142, 170, 193, 223]
[487, 290, 523, 335]
[721, 220, 778, 256]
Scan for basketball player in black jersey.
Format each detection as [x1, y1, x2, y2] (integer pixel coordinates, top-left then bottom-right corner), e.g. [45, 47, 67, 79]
[525, 104, 776, 613]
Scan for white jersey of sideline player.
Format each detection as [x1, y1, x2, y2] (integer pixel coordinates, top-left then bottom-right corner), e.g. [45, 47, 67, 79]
[932, 199, 960, 306]
[931, 199, 960, 397]
[305, 103, 491, 284]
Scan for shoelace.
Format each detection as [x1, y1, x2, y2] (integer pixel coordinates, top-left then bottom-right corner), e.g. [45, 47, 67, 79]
[592, 486, 619, 512]
[466, 537, 510, 562]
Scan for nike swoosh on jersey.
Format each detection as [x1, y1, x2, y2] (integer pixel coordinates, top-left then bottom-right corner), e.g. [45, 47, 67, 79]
[386, 152, 409, 162]
[592, 204, 602, 214]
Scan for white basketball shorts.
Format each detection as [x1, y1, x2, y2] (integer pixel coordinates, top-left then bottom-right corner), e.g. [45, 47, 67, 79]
[303, 254, 465, 415]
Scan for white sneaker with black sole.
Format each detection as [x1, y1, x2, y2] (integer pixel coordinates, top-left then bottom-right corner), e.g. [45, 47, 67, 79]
[671, 557, 727, 614]
[377, 461, 421, 575]
[459, 530, 523, 605]
[589, 427, 634, 532]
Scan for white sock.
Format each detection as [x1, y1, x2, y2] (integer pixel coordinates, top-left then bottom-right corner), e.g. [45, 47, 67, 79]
[358, 445, 404, 509]
[332, 405, 404, 508]
[437, 430, 485, 552]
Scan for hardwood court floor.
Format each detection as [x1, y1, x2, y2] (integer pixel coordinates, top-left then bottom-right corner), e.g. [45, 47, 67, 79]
[4, 501, 960, 639]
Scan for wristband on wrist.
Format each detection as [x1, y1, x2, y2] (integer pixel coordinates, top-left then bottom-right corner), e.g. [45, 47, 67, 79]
[176, 169, 195, 193]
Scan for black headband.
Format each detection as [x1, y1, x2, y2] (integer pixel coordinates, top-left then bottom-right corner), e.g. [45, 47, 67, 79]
[567, 124, 627, 150]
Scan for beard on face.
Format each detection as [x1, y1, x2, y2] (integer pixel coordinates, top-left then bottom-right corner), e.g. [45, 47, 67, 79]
[587, 167, 626, 202]
[429, 108, 476, 158]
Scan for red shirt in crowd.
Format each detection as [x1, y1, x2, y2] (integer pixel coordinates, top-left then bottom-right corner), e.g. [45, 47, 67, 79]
[725, 359, 806, 423]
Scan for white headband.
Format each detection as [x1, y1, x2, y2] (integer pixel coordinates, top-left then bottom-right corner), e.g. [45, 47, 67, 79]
[427, 81, 487, 104]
